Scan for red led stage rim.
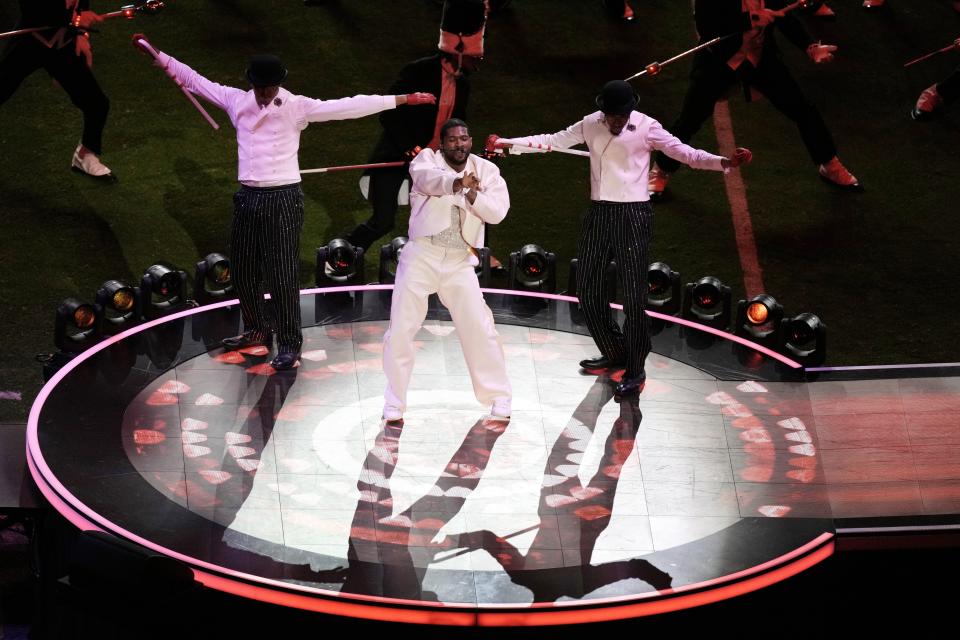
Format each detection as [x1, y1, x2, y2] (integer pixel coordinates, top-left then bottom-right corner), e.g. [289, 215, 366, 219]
[29, 286, 831, 626]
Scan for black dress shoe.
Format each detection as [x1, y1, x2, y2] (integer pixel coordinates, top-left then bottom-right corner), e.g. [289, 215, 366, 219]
[270, 351, 300, 371]
[222, 331, 269, 351]
[579, 355, 626, 370]
[615, 373, 647, 395]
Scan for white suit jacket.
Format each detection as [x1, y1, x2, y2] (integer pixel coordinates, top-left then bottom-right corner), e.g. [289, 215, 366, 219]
[407, 149, 510, 249]
[504, 110, 726, 202]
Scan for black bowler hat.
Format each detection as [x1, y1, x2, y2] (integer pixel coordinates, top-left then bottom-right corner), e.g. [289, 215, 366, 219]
[595, 79, 638, 115]
[246, 54, 287, 87]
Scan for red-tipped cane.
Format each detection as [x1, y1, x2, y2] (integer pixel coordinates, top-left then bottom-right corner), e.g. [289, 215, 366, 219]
[904, 38, 960, 68]
[300, 161, 406, 175]
[626, 0, 813, 81]
[133, 35, 220, 130]
[102, 1, 165, 20]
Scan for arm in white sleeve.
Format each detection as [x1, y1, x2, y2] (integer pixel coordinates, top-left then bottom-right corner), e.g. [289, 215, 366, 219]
[647, 119, 726, 171]
[300, 94, 397, 123]
[501, 119, 586, 154]
[464, 164, 509, 225]
[155, 52, 241, 112]
[409, 149, 457, 196]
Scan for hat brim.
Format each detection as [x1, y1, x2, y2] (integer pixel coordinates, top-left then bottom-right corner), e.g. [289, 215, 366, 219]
[595, 93, 638, 115]
[246, 68, 288, 87]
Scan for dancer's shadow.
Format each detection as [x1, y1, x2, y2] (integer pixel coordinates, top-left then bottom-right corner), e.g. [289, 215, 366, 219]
[312, 414, 510, 600]
[456, 378, 673, 599]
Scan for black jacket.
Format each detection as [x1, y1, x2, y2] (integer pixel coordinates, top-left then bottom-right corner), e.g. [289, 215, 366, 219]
[17, 0, 89, 29]
[368, 54, 470, 163]
[694, 0, 814, 63]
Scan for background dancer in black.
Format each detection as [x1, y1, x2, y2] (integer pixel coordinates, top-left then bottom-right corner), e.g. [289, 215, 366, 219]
[0, 0, 113, 179]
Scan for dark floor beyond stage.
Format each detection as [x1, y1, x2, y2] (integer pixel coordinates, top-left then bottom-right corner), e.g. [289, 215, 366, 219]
[26, 288, 960, 626]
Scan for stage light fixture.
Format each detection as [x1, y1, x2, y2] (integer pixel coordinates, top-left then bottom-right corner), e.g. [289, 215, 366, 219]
[378, 236, 407, 285]
[646, 262, 681, 315]
[140, 263, 189, 319]
[781, 313, 827, 365]
[735, 293, 784, 348]
[194, 253, 233, 305]
[681, 276, 732, 330]
[316, 238, 365, 287]
[509, 244, 556, 292]
[95, 280, 141, 334]
[54, 297, 102, 353]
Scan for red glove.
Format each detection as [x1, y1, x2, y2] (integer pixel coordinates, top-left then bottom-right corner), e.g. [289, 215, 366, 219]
[485, 134, 501, 155]
[722, 147, 753, 168]
[405, 92, 437, 105]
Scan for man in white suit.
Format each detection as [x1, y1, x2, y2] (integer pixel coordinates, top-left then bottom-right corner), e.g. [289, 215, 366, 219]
[382, 118, 511, 422]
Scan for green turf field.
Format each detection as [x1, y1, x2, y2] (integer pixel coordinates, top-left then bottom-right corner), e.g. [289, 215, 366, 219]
[1, 1, 959, 422]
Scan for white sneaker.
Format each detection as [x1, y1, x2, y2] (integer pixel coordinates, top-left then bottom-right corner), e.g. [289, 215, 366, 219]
[490, 397, 511, 419]
[382, 404, 403, 422]
[71, 144, 115, 180]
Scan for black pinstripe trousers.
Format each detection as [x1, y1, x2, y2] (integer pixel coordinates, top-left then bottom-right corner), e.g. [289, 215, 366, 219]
[231, 184, 305, 353]
[577, 201, 654, 378]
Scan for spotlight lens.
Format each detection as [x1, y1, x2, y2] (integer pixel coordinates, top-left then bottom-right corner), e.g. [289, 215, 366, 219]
[648, 272, 670, 295]
[521, 253, 545, 276]
[789, 323, 814, 345]
[330, 247, 354, 274]
[694, 284, 719, 308]
[158, 272, 179, 298]
[212, 262, 230, 285]
[112, 289, 135, 312]
[746, 302, 769, 325]
[73, 305, 96, 329]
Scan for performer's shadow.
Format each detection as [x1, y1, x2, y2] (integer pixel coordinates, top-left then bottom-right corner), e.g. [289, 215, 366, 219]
[455, 378, 673, 598]
[300, 414, 507, 600]
[311, 379, 671, 603]
[199, 364, 308, 574]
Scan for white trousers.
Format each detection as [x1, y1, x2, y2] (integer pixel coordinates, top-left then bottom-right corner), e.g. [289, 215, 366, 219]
[382, 238, 511, 411]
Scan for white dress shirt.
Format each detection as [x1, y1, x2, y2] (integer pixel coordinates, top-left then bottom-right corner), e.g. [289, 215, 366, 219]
[504, 110, 726, 202]
[407, 148, 509, 249]
[157, 52, 398, 187]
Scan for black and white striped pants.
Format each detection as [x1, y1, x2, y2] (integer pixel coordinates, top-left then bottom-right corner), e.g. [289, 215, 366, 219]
[231, 184, 304, 353]
[577, 200, 654, 378]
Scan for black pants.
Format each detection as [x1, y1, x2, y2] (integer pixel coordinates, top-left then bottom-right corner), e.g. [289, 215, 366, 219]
[577, 201, 654, 378]
[347, 165, 409, 251]
[231, 184, 305, 353]
[0, 36, 109, 155]
[656, 52, 836, 174]
[937, 65, 960, 105]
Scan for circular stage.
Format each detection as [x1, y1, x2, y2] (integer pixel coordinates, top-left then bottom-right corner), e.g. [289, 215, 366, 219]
[28, 288, 834, 626]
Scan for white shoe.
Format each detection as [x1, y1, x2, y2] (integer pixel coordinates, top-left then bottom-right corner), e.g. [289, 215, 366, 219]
[490, 397, 511, 419]
[382, 404, 403, 422]
[71, 144, 115, 180]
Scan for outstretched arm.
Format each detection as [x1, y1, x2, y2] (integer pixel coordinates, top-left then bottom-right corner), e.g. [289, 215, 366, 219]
[133, 36, 242, 113]
[301, 92, 435, 123]
[647, 119, 727, 171]
[498, 119, 587, 154]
